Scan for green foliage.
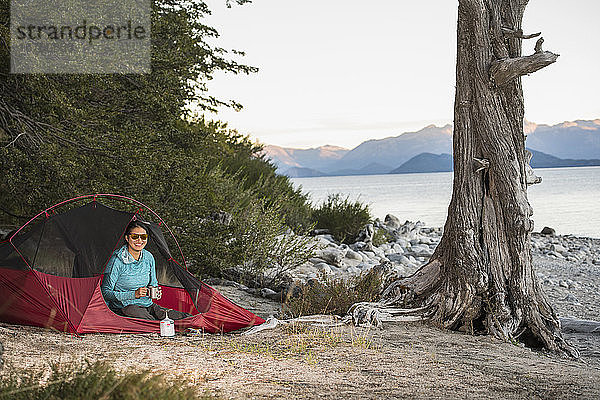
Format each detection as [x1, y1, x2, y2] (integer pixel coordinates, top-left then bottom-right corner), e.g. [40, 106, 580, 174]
[284, 269, 383, 317]
[312, 194, 372, 244]
[0, 1, 314, 283]
[186, 200, 317, 288]
[0, 361, 201, 400]
[372, 228, 392, 246]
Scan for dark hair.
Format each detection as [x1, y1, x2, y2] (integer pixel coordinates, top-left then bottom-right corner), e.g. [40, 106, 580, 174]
[124, 220, 148, 237]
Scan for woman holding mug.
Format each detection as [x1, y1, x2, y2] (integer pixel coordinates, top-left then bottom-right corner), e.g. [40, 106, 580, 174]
[101, 220, 189, 320]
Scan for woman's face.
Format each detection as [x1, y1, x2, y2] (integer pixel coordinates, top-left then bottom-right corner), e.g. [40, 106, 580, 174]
[126, 226, 148, 253]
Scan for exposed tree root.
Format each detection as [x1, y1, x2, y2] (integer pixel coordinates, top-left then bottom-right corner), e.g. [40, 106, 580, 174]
[347, 258, 579, 358]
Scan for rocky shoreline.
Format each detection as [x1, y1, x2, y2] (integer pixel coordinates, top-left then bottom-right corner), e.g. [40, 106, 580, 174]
[261, 215, 600, 323]
[230, 216, 598, 364]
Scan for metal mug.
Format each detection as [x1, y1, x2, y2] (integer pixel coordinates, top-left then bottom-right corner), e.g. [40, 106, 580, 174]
[148, 286, 160, 299]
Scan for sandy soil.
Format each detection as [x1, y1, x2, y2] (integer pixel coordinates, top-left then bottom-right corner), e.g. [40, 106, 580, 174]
[1, 321, 600, 399]
[1, 252, 600, 400]
[1, 294, 600, 400]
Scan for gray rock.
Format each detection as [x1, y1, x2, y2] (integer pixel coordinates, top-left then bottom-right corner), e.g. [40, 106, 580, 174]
[345, 249, 363, 261]
[314, 263, 333, 274]
[315, 248, 347, 266]
[384, 214, 402, 229]
[563, 293, 580, 304]
[394, 265, 406, 275]
[395, 238, 410, 248]
[566, 279, 578, 289]
[408, 244, 434, 257]
[356, 262, 375, 271]
[356, 224, 374, 243]
[540, 226, 556, 235]
[346, 266, 361, 274]
[260, 288, 281, 301]
[317, 234, 336, 243]
[359, 252, 371, 262]
[362, 251, 376, 259]
[391, 243, 404, 254]
[387, 253, 406, 263]
[330, 265, 343, 274]
[550, 244, 568, 254]
[396, 255, 413, 266]
[419, 236, 433, 245]
[372, 247, 385, 258]
[350, 241, 366, 251]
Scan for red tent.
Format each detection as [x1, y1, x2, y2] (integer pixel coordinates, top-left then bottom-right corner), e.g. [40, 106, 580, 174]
[0, 195, 265, 334]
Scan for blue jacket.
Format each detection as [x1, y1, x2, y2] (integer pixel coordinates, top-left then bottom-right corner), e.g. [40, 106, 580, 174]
[101, 246, 158, 309]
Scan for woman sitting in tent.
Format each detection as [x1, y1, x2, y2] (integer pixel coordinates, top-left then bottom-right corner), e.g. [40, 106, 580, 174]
[101, 220, 190, 320]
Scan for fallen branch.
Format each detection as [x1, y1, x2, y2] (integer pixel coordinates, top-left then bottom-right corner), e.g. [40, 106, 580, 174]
[560, 317, 600, 335]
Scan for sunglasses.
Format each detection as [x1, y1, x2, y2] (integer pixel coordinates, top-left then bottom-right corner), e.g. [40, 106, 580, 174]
[129, 234, 148, 241]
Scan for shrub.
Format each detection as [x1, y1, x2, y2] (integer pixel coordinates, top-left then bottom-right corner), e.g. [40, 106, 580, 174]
[312, 194, 372, 244]
[283, 269, 383, 317]
[372, 228, 392, 246]
[186, 199, 317, 288]
[0, 361, 202, 400]
[1, 119, 315, 287]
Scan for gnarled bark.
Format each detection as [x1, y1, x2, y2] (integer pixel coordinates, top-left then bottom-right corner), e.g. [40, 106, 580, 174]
[350, 0, 576, 357]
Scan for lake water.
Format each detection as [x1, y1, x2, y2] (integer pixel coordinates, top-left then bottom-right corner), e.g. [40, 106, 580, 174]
[291, 166, 600, 239]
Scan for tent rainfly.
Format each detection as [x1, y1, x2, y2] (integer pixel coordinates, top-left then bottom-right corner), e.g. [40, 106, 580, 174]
[0, 195, 265, 334]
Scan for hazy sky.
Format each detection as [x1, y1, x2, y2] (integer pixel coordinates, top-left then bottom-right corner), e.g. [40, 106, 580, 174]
[202, 1, 600, 149]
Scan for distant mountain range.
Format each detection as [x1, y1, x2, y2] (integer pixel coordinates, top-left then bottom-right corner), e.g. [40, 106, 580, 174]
[389, 153, 454, 174]
[262, 119, 600, 177]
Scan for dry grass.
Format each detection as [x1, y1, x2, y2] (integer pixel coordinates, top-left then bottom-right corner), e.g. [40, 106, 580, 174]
[0, 361, 210, 400]
[283, 269, 383, 317]
[185, 323, 379, 366]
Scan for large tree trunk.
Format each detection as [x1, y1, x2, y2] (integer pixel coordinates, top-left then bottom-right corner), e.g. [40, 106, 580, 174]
[349, 0, 575, 355]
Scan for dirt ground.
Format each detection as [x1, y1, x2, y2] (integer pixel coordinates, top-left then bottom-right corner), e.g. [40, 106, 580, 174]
[2, 315, 600, 399]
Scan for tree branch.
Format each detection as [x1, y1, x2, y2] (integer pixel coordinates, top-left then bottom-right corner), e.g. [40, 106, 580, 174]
[501, 27, 541, 39]
[489, 38, 559, 86]
[525, 150, 541, 186]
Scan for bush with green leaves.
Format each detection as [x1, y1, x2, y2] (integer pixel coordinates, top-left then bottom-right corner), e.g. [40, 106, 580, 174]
[312, 194, 372, 244]
[372, 228, 392, 246]
[0, 0, 314, 285]
[185, 198, 317, 289]
[284, 269, 383, 317]
[0, 361, 203, 400]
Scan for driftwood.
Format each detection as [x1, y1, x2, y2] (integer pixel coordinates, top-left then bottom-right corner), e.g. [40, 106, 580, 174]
[242, 315, 344, 335]
[560, 318, 600, 335]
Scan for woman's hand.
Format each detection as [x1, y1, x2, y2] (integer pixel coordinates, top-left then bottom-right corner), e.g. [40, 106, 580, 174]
[135, 287, 148, 298]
